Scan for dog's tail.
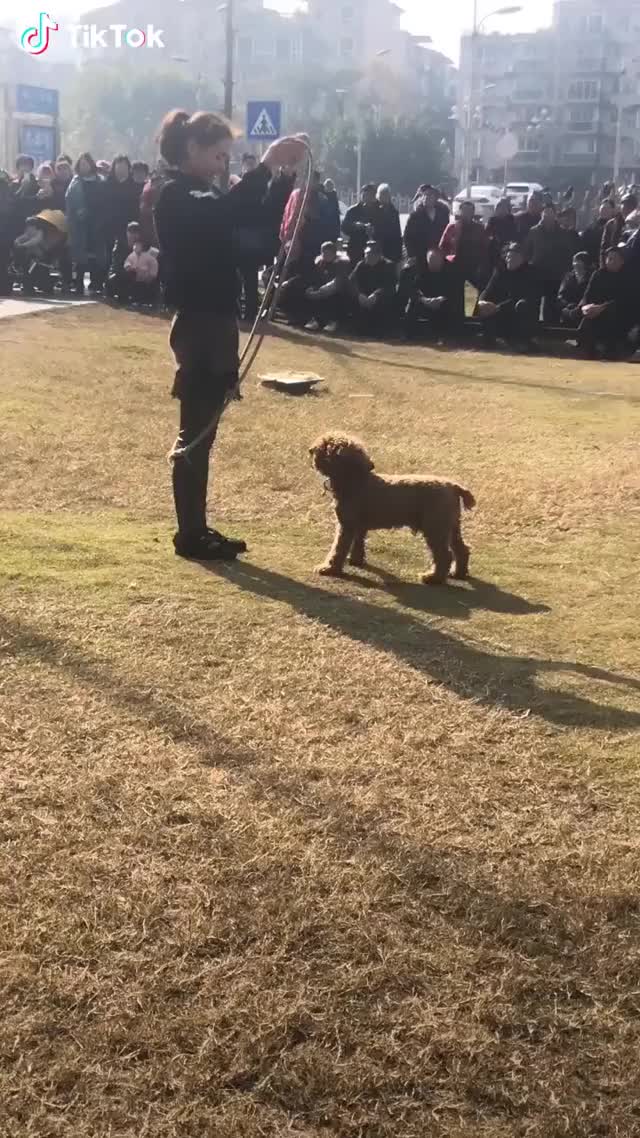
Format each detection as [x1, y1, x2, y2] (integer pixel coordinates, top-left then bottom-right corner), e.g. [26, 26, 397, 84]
[455, 485, 476, 511]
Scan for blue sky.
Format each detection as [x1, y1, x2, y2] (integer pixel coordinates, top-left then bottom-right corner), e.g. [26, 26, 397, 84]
[3, 0, 555, 65]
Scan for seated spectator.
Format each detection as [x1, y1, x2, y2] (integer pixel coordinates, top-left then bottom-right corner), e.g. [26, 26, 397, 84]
[323, 178, 341, 242]
[486, 197, 517, 267]
[12, 209, 68, 295]
[404, 184, 450, 262]
[376, 183, 403, 265]
[476, 242, 539, 351]
[123, 237, 159, 307]
[350, 239, 397, 336]
[578, 246, 631, 360]
[399, 247, 464, 341]
[439, 200, 490, 291]
[581, 200, 615, 265]
[104, 155, 141, 278]
[131, 161, 149, 191]
[342, 183, 381, 267]
[304, 241, 351, 332]
[106, 220, 141, 303]
[558, 252, 593, 328]
[524, 203, 574, 323]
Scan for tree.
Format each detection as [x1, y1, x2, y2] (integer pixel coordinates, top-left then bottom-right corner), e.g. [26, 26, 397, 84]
[322, 117, 447, 197]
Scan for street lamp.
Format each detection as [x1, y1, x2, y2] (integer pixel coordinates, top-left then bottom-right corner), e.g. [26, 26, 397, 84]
[464, 3, 522, 195]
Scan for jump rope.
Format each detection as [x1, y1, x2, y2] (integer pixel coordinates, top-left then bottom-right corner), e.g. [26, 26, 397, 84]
[169, 138, 315, 464]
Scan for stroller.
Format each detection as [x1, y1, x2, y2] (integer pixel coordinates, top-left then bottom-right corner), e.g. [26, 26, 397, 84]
[12, 209, 68, 295]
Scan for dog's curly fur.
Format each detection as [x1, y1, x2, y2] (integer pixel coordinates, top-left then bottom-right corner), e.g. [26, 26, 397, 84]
[310, 433, 476, 584]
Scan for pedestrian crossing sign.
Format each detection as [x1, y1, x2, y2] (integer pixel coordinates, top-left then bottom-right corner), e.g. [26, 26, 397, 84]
[247, 100, 282, 141]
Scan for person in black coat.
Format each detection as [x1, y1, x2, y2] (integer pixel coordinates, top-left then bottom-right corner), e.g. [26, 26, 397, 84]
[322, 179, 342, 242]
[154, 108, 307, 562]
[0, 173, 14, 295]
[485, 196, 517, 267]
[104, 155, 141, 275]
[399, 246, 464, 340]
[10, 155, 39, 241]
[342, 183, 381, 267]
[557, 252, 593, 327]
[476, 242, 540, 349]
[513, 190, 543, 242]
[349, 239, 397, 335]
[376, 183, 403, 264]
[578, 246, 632, 359]
[403, 185, 450, 262]
[580, 200, 616, 265]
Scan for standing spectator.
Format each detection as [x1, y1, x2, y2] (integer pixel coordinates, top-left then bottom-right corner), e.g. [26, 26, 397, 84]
[513, 190, 543, 242]
[0, 172, 13, 295]
[322, 178, 342, 241]
[558, 206, 582, 257]
[131, 161, 149, 192]
[11, 154, 39, 237]
[241, 153, 258, 176]
[139, 159, 173, 247]
[342, 183, 381, 267]
[439, 200, 490, 291]
[280, 170, 335, 276]
[601, 193, 637, 261]
[236, 154, 267, 323]
[578, 246, 631, 359]
[580, 200, 615, 264]
[349, 239, 397, 336]
[52, 158, 74, 287]
[476, 242, 540, 350]
[65, 152, 109, 294]
[403, 184, 450, 262]
[558, 251, 593, 328]
[104, 155, 141, 277]
[485, 196, 517, 267]
[376, 183, 403, 265]
[524, 203, 574, 323]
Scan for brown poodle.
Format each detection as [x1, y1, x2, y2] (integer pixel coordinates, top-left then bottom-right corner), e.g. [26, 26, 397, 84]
[310, 433, 476, 584]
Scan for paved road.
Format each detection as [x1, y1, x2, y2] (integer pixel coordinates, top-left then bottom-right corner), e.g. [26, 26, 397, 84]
[0, 296, 94, 321]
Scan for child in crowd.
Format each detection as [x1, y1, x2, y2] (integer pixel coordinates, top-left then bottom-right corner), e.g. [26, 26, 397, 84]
[12, 209, 68, 294]
[123, 229, 159, 306]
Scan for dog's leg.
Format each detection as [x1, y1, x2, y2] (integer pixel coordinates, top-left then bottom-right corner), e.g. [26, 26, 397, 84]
[451, 522, 470, 580]
[421, 533, 452, 586]
[348, 530, 367, 567]
[316, 523, 355, 577]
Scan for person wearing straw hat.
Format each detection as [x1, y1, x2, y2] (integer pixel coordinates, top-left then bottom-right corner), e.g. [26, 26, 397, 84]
[154, 109, 307, 563]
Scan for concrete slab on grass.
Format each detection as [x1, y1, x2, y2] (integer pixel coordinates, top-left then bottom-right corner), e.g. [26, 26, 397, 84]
[0, 296, 95, 321]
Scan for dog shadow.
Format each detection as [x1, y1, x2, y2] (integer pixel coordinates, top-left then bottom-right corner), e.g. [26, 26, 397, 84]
[348, 563, 550, 620]
[203, 560, 640, 732]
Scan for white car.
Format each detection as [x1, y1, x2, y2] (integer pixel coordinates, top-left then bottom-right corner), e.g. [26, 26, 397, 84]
[504, 181, 543, 210]
[454, 185, 504, 221]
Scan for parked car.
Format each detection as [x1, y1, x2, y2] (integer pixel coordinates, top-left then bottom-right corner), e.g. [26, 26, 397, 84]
[454, 184, 503, 221]
[504, 181, 543, 209]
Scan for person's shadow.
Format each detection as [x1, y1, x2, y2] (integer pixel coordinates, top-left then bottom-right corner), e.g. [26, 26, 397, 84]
[203, 561, 640, 732]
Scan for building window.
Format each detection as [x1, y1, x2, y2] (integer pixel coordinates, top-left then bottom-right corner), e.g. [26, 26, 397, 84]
[569, 108, 595, 130]
[342, 4, 354, 20]
[518, 134, 541, 152]
[568, 80, 599, 100]
[565, 137, 597, 155]
[340, 37, 354, 57]
[276, 37, 291, 62]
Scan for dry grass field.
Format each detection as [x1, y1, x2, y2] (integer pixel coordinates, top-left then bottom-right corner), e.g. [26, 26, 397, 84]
[1, 305, 640, 1138]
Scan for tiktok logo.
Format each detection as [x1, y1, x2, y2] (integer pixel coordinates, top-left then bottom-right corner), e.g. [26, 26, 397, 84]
[21, 12, 59, 55]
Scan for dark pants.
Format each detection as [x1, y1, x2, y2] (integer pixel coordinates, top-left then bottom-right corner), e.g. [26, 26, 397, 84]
[560, 305, 582, 329]
[538, 277, 562, 324]
[309, 288, 349, 326]
[403, 297, 458, 341]
[0, 240, 13, 294]
[238, 257, 260, 322]
[482, 299, 537, 345]
[75, 261, 105, 294]
[170, 311, 239, 538]
[578, 307, 628, 357]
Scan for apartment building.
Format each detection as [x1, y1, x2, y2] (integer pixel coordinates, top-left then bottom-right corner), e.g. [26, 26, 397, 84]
[456, 0, 640, 189]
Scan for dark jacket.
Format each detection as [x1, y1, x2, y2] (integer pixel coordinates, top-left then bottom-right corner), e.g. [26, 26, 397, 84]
[104, 176, 141, 248]
[350, 257, 396, 298]
[485, 212, 517, 264]
[65, 174, 109, 266]
[377, 202, 403, 263]
[558, 269, 590, 312]
[440, 218, 490, 277]
[235, 171, 295, 263]
[10, 174, 39, 238]
[481, 262, 540, 307]
[308, 253, 350, 289]
[342, 201, 382, 264]
[524, 221, 574, 279]
[514, 209, 542, 242]
[323, 188, 342, 243]
[582, 266, 629, 310]
[601, 214, 625, 262]
[155, 164, 272, 313]
[399, 258, 464, 321]
[580, 218, 607, 264]
[403, 200, 450, 260]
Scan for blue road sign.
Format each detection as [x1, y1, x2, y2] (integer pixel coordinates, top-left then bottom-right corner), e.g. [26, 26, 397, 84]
[16, 85, 59, 116]
[247, 100, 281, 141]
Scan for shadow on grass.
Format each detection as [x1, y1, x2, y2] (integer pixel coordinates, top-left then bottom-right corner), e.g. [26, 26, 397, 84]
[202, 561, 640, 732]
[267, 322, 640, 403]
[348, 565, 550, 620]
